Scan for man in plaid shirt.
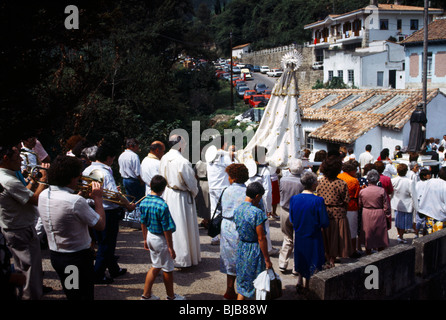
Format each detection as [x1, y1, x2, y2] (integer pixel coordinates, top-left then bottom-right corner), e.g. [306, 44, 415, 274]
[140, 175, 185, 300]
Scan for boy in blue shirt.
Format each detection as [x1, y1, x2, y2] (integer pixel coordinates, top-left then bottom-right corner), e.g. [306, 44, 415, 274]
[140, 175, 185, 300]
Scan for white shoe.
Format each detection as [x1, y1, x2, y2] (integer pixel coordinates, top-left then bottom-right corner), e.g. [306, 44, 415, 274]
[167, 294, 186, 300]
[397, 237, 407, 244]
[141, 294, 160, 300]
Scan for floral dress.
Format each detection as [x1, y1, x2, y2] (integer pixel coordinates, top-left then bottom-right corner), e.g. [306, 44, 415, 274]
[234, 201, 268, 298]
[220, 183, 246, 276]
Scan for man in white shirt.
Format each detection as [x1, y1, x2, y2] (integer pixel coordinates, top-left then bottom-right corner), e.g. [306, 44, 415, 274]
[118, 138, 145, 220]
[38, 155, 105, 300]
[358, 144, 374, 175]
[418, 167, 446, 223]
[83, 143, 136, 283]
[160, 135, 201, 268]
[140, 141, 165, 195]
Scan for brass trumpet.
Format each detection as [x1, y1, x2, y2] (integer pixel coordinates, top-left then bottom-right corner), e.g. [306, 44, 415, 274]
[78, 169, 135, 206]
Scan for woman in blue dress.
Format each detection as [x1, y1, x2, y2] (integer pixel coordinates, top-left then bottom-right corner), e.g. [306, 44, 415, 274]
[234, 182, 272, 300]
[289, 171, 329, 292]
[220, 163, 249, 300]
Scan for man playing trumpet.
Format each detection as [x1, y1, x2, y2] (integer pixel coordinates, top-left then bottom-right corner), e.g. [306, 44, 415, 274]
[38, 155, 106, 300]
[83, 143, 136, 284]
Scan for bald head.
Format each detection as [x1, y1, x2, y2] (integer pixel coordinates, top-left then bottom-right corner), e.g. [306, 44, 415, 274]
[150, 141, 166, 159]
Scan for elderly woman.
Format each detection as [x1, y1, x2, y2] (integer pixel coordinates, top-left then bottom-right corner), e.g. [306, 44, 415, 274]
[358, 169, 390, 254]
[220, 163, 250, 300]
[391, 163, 417, 244]
[234, 182, 272, 300]
[316, 155, 352, 268]
[289, 171, 329, 291]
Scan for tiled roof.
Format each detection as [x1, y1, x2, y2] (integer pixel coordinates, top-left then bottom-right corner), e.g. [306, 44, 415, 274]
[232, 43, 251, 50]
[296, 88, 444, 144]
[401, 18, 446, 44]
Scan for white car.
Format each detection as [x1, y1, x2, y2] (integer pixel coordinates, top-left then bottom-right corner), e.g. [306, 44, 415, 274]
[260, 66, 270, 74]
[240, 68, 252, 80]
[266, 69, 283, 77]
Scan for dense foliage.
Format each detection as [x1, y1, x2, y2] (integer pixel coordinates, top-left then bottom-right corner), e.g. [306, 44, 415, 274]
[1, 0, 220, 155]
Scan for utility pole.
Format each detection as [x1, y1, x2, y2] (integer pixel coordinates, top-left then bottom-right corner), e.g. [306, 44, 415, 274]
[422, 0, 428, 115]
[230, 31, 234, 109]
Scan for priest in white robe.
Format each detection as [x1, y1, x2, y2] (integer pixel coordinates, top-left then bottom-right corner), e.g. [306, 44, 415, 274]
[160, 135, 201, 267]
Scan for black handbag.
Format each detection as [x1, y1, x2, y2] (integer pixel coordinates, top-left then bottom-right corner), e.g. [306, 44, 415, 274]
[207, 188, 226, 238]
[266, 268, 283, 300]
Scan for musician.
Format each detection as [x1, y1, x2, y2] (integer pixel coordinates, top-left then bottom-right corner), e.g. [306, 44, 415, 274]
[0, 139, 48, 299]
[83, 143, 136, 284]
[37, 155, 105, 300]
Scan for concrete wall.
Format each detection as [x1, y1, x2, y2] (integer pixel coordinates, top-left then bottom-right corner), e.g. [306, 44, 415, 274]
[240, 45, 323, 90]
[309, 229, 446, 300]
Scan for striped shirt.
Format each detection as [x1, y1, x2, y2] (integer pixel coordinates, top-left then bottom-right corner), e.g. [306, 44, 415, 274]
[140, 195, 176, 234]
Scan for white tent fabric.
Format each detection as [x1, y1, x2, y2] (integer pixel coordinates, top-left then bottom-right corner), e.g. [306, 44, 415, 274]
[238, 51, 305, 168]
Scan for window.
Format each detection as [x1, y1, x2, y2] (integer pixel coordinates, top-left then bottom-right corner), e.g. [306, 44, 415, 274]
[305, 131, 314, 151]
[377, 71, 384, 87]
[427, 52, 432, 78]
[397, 19, 402, 31]
[337, 70, 344, 80]
[380, 19, 389, 30]
[410, 19, 419, 30]
[348, 69, 354, 84]
[328, 70, 334, 81]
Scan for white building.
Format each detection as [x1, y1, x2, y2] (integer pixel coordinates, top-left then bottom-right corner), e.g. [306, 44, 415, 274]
[232, 43, 251, 59]
[304, 1, 443, 89]
[298, 88, 446, 159]
[401, 17, 446, 94]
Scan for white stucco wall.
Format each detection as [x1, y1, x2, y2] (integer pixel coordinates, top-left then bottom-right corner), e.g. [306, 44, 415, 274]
[425, 93, 446, 139]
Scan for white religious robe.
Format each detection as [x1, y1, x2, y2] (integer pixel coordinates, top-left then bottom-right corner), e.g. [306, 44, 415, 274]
[140, 153, 160, 195]
[159, 149, 201, 267]
[207, 151, 231, 214]
[418, 178, 446, 222]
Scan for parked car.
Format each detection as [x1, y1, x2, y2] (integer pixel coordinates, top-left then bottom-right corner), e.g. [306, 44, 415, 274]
[253, 65, 261, 72]
[254, 83, 268, 94]
[237, 86, 250, 98]
[244, 64, 254, 71]
[243, 90, 257, 104]
[233, 79, 244, 87]
[240, 68, 252, 80]
[249, 95, 267, 108]
[260, 66, 270, 74]
[263, 89, 272, 100]
[232, 66, 241, 74]
[235, 81, 247, 90]
[266, 68, 283, 77]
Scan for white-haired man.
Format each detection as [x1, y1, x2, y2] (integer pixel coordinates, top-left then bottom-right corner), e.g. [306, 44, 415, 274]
[159, 135, 201, 268]
[278, 158, 304, 273]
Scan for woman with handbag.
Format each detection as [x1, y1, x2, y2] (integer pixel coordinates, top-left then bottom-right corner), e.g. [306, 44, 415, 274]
[219, 164, 250, 300]
[234, 182, 272, 300]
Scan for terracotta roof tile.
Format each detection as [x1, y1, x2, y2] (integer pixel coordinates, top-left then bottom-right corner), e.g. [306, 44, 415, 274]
[401, 18, 446, 44]
[296, 88, 444, 144]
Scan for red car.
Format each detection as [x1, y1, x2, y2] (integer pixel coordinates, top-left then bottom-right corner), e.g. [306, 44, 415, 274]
[263, 89, 272, 100]
[243, 90, 257, 104]
[249, 95, 267, 108]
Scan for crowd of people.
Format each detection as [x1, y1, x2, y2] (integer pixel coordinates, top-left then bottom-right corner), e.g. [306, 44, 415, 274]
[1, 131, 446, 301]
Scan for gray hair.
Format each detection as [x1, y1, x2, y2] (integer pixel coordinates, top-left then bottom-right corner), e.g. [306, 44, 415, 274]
[301, 171, 318, 190]
[288, 158, 303, 175]
[366, 169, 380, 185]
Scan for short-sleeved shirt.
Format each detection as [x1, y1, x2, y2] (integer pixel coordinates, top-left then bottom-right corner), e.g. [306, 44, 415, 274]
[38, 186, 100, 253]
[233, 201, 267, 242]
[118, 149, 141, 179]
[140, 195, 176, 234]
[0, 168, 37, 230]
[83, 162, 120, 211]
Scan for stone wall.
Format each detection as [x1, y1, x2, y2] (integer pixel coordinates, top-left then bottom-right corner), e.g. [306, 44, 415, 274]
[309, 229, 446, 300]
[240, 45, 323, 90]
